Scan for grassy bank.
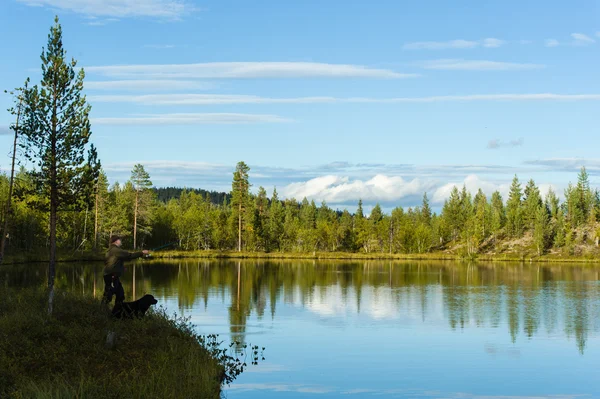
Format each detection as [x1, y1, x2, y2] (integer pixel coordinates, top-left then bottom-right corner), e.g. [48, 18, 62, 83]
[0, 287, 225, 399]
[3, 248, 599, 264]
[147, 249, 599, 263]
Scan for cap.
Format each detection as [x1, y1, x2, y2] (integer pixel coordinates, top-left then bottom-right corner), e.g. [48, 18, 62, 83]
[110, 235, 122, 244]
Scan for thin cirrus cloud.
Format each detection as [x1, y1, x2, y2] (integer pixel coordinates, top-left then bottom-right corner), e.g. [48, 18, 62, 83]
[15, 0, 196, 20]
[545, 39, 560, 47]
[571, 33, 596, 45]
[85, 80, 216, 91]
[487, 138, 524, 149]
[403, 38, 506, 50]
[84, 62, 418, 79]
[420, 59, 545, 71]
[0, 126, 11, 136]
[88, 93, 600, 106]
[91, 113, 292, 125]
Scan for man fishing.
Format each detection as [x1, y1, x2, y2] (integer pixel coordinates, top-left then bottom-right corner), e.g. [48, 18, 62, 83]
[102, 235, 149, 306]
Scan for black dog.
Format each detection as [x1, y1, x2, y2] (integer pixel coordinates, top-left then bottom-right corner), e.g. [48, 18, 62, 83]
[112, 294, 158, 319]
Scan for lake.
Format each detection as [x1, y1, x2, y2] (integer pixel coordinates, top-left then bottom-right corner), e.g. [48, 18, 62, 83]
[3, 260, 600, 398]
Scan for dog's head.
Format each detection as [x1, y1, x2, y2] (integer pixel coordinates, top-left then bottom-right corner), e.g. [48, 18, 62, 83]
[139, 294, 158, 310]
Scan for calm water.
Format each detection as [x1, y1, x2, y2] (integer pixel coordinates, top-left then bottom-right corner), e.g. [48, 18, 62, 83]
[3, 260, 600, 398]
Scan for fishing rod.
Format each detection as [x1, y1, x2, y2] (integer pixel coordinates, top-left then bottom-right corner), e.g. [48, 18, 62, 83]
[143, 241, 178, 258]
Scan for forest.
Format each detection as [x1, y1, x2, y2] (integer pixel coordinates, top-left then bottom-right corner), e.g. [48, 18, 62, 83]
[1, 161, 599, 259]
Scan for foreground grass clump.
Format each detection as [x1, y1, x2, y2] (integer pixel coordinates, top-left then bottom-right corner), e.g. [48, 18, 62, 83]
[0, 288, 224, 399]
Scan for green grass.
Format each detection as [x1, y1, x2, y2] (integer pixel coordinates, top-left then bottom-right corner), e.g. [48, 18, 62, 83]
[0, 287, 225, 399]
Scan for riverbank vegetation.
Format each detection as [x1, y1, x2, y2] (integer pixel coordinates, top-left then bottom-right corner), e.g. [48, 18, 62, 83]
[0, 286, 264, 398]
[2, 164, 599, 262]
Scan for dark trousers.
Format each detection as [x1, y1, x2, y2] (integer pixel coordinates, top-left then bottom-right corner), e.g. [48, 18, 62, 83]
[102, 274, 125, 305]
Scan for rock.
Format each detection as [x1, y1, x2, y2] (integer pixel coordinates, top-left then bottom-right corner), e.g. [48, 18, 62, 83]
[105, 331, 117, 349]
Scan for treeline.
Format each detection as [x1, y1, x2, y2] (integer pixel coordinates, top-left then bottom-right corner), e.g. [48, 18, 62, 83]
[1, 161, 599, 257]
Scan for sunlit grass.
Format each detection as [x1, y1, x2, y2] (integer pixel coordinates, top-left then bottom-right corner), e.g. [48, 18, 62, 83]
[0, 287, 224, 398]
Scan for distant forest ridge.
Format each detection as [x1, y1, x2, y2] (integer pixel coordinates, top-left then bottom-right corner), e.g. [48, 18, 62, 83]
[153, 187, 231, 204]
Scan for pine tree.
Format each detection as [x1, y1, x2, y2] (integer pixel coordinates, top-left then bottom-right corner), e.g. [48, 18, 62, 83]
[130, 164, 153, 249]
[231, 161, 250, 251]
[533, 205, 549, 255]
[19, 17, 97, 311]
[545, 187, 560, 220]
[268, 188, 285, 251]
[421, 193, 432, 226]
[523, 179, 542, 230]
[506, 175, 524, 237]
[490, 191, 505, 244]
[0, 80, 27, 264]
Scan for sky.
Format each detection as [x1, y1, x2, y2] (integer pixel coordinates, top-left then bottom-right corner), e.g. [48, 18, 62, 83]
[0, 0, 599, 212]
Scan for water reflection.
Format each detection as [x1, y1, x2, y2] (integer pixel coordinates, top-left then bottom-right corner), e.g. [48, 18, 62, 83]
[3, 260, 600, 354]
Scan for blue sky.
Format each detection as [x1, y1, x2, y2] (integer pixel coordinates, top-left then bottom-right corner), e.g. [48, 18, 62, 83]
[1, 0, 599, 211]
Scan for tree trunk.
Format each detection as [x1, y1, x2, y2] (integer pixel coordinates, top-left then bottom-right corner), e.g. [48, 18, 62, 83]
[48, 140, 57, 315]
[94, 182, 99, 250]
[134, 189, 139, 249]
[0, 97, 22, 264]
[238, 202, 242, 252]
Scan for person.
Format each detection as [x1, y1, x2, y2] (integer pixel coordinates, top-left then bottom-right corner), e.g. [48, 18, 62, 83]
[102, 235, 149, 306]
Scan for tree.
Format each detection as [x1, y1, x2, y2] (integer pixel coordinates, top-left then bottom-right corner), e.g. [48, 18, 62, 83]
[533, 205, 550, 256]
[0, 80, 27, 264]
[231, 162, 250, 251]
[490, 191, 505, 245]
[268, 188, 285, 251]
[130, 164, 153, 249]
[421, 193, 432, 226]
[506, 175, 524, 237]
[523, 179, 542, 230]
[19, 17, 97, 312]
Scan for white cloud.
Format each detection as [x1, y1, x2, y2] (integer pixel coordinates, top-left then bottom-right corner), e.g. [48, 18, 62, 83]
[281, 174, 436, 204]
[487, 138, 524, 149]
[545, 39, 560, 47]
[571, 33, 595, 45]
[91, 113, 291, 125]
[85, 80, 215, 91]
[88, 93, 600, 106]
[89, 93, 336, 104]
[420, 59, 545, 71]
[482, 38, 506, 48]
[84, 62, 417, 79]
[16, 0, 195, 20]
[403, 38, 505, 50]
[432, 175, 512, 204]
[519, 40, 533, 45]
[403, 39, 478, 50]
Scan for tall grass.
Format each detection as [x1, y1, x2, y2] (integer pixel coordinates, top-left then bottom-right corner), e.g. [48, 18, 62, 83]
[0, 287, 225, 398]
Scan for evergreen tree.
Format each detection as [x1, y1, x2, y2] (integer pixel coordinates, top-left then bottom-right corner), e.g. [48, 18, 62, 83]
[523, 179, 542, 230]
[506, 175, 524, 237]
[533, 205, 550, 255]
[490, 191, 505, 244]
[130, 164, 153, 249]
[268, 188, 285, 251]
[545, 187, 560, 220]
[19, 17, 97, 310]
[421, 193, 432, 226]
[231, 161, 251, 251]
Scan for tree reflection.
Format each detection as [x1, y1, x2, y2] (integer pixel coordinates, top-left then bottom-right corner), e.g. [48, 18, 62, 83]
[4, 260, 599, 354]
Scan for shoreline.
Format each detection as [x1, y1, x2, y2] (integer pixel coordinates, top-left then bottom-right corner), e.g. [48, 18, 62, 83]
[2, 250, 599, 265]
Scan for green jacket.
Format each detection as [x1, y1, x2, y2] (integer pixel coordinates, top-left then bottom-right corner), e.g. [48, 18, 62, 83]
[104, 244, 143, 276]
